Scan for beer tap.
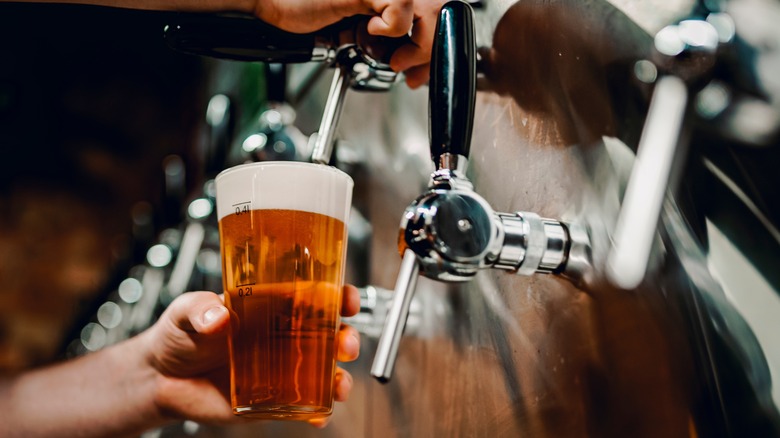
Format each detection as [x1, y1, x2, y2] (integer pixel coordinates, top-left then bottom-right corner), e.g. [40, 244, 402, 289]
[237, 63, 306, 163]
[307, 21, 402, 164]
[371, 1, 589, 383]
[606, 12, 722, 290]
[164, 13, 404, 165]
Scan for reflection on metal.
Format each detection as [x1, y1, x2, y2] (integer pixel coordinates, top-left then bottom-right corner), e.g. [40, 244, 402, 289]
[703, 160, 780, 244]
[165, 222, 205, 299]
[706, 221, 780, 409]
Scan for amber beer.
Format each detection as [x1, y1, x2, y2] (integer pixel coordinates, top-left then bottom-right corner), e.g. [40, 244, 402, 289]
[215, 162, 353, 421]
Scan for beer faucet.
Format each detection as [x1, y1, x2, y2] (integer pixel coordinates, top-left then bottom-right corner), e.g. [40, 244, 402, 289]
[370, 1, 590, 383]
[164, 13, 404, 165]
[606, 12, 723, 290]
[308, 21, 403, 164]
[236, 63, 308, 163]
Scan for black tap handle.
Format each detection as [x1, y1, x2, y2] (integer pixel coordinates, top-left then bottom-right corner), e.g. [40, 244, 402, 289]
[429, 1, 476, 168]
[164, 13, 318, 63]
[265, 63, 287, 103]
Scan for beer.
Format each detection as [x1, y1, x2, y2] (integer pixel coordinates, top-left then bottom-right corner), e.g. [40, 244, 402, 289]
[220, 208, 346, 420]
[215, 161, 353, 420]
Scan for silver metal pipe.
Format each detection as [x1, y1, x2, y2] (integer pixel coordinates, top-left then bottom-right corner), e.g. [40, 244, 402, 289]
[371, 249, 420, 383]
[606, 75, 688, 290]
[311, 65, 350, 164]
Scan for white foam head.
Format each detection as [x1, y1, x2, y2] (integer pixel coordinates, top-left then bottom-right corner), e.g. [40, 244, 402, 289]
[215, 162, 353, 222]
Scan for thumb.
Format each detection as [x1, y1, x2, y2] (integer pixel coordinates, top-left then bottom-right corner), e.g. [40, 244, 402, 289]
[366, 2, 414, 37]
[164, 291, 230, 336]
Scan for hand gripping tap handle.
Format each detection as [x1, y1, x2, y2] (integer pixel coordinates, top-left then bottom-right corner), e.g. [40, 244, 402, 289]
[371, 1, 476, 383]
[429, 0, 476, 170]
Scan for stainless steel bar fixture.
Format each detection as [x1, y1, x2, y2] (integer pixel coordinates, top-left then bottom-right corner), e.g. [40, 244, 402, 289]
[371, 0, 591, 383]
[607, 10, 721, 290]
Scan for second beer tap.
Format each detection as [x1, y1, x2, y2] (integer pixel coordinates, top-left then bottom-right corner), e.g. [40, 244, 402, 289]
[371, 0, 590, 383]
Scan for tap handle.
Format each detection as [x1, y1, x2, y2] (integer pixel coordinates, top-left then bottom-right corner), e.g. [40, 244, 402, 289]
[429, 1, 476, 169]
[265, 63, 287, 103]
[371, 249, 420, 383]
[311, 65, 351, 164]
[606, 18, 721, 290]
[606, 76, 688, 290]
[164, 13, 320, 63]
[204, 94, 233, 176]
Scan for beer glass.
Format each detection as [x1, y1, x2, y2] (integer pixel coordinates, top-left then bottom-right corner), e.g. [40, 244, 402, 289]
[215, 161, 353, 420]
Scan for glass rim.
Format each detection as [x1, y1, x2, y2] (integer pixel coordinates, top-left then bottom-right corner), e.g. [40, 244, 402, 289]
[215, 161, 353, 184]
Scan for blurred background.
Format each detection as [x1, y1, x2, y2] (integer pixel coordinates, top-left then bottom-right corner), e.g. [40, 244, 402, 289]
[0, 3, 207, 372]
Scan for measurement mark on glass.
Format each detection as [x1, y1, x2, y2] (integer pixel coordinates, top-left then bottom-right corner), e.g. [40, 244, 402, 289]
[237, 249, 255, 295]
[232, 199, 256, 291]
[233, 201, 251, 216]
[235, 238, 257, 289]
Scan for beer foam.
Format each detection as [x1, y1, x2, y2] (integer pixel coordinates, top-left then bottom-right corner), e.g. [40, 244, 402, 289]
[215, 162, 353, 222]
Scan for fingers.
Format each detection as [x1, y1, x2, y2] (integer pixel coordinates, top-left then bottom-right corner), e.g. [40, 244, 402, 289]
[164, 291, 230, 336]
[389, 37, 430, 75]
[390, 42, 432, 89]
[337, 323, 360, 362]
[366, 0, 414, 37]
[339, 285, 360, 362]
[153, 373, 237, 424]
[308, 417, 330, 429]
[402, 63, 430, 89]
[388, 0, 443, 88]
[341, 284, 360, 317]
[334, 367, 354, 402]
[305, 368, 353, 428]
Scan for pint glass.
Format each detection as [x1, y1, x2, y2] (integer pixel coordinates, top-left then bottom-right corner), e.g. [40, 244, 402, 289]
[215, 161, 353, 420]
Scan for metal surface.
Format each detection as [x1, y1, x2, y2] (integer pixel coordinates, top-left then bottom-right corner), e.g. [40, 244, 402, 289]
[330, 0, 777, 436]
[388, 2, 575, 292]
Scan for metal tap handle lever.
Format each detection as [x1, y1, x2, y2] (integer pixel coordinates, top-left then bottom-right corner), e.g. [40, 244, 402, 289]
[265, 63, 287, 103]
[606, 76, 688, 290]
[311, 65, 351, 164]
[371, 249, 420, 383]
[311, 27, 410, 163]
[606, 19, 719, 290]
[429, 1, 476, 170]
